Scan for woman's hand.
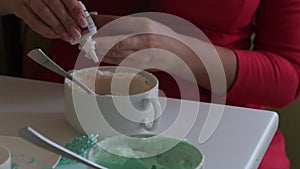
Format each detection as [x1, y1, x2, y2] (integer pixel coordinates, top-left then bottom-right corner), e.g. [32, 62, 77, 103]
[92, 15, 237, 93]
[93, 15, 211, 89]
[10, 0, 87, 41]
[93, 15, 178, 69]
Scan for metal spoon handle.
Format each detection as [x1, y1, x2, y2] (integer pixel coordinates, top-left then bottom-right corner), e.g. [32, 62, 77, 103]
[27, 48, 94, 94]
[19, 127, 107, 169]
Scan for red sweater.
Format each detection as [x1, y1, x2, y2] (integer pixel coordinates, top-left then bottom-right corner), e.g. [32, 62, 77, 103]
[23, 0, 300, 168]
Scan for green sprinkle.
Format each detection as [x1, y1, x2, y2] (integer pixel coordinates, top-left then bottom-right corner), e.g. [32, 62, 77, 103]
[30, 157, 37, 163]
[44, 166, 53, 169]
[58, 134, 98, 165]
[12, 162, 19, 169]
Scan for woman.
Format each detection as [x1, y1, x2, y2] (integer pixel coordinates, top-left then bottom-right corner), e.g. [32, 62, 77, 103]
[2, 0, 300, 168]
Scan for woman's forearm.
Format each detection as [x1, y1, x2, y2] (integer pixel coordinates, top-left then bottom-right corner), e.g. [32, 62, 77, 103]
[160, 34, 237, 94]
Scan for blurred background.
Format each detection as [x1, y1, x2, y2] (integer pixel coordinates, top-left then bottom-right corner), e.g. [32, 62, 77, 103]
[0, 15, 22, 77]
[1, 15, 300, 169]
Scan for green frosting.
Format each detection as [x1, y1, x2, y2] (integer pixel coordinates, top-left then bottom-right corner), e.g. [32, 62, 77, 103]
[58, 134, 98, 165]
[88, 135, 203, 169]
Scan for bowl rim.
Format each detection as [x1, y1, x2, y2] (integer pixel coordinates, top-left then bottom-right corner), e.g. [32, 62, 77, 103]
[65, 66, 159, 97]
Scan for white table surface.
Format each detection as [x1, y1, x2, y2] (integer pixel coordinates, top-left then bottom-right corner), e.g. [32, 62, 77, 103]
[0, 75, 279, 169]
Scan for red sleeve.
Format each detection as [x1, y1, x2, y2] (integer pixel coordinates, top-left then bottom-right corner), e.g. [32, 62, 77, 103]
[227, 0, 300, 108]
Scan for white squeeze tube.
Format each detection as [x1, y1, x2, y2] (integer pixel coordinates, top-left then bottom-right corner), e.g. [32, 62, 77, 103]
[70, 1, 99, 63]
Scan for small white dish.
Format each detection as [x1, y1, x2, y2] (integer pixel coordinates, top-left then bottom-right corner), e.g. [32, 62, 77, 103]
[0, 144, 11, 169]
[0, 136, 61, 169]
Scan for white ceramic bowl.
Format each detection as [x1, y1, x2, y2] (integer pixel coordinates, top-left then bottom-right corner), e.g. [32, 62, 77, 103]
[65, 66, 161, 139]
[0, 145, 11, 169]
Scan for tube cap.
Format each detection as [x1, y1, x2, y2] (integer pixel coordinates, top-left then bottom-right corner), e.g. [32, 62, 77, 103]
[82, 38, 99, 63]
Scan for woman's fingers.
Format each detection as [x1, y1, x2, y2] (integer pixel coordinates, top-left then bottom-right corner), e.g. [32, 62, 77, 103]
[28, 0, 67, 36]
[60, 0, 87, 39]
[102, 50, 136, 66]
[62, 0, 87, 27]
[42, 0, 82, 40]
[32, 0, 82, 40]
[101, 48, 160, 70]
[91, 14, 120, 28]
[13, 3, 58, 39]
[11, 0, 86, 41]
[96, 34, 160, 53]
